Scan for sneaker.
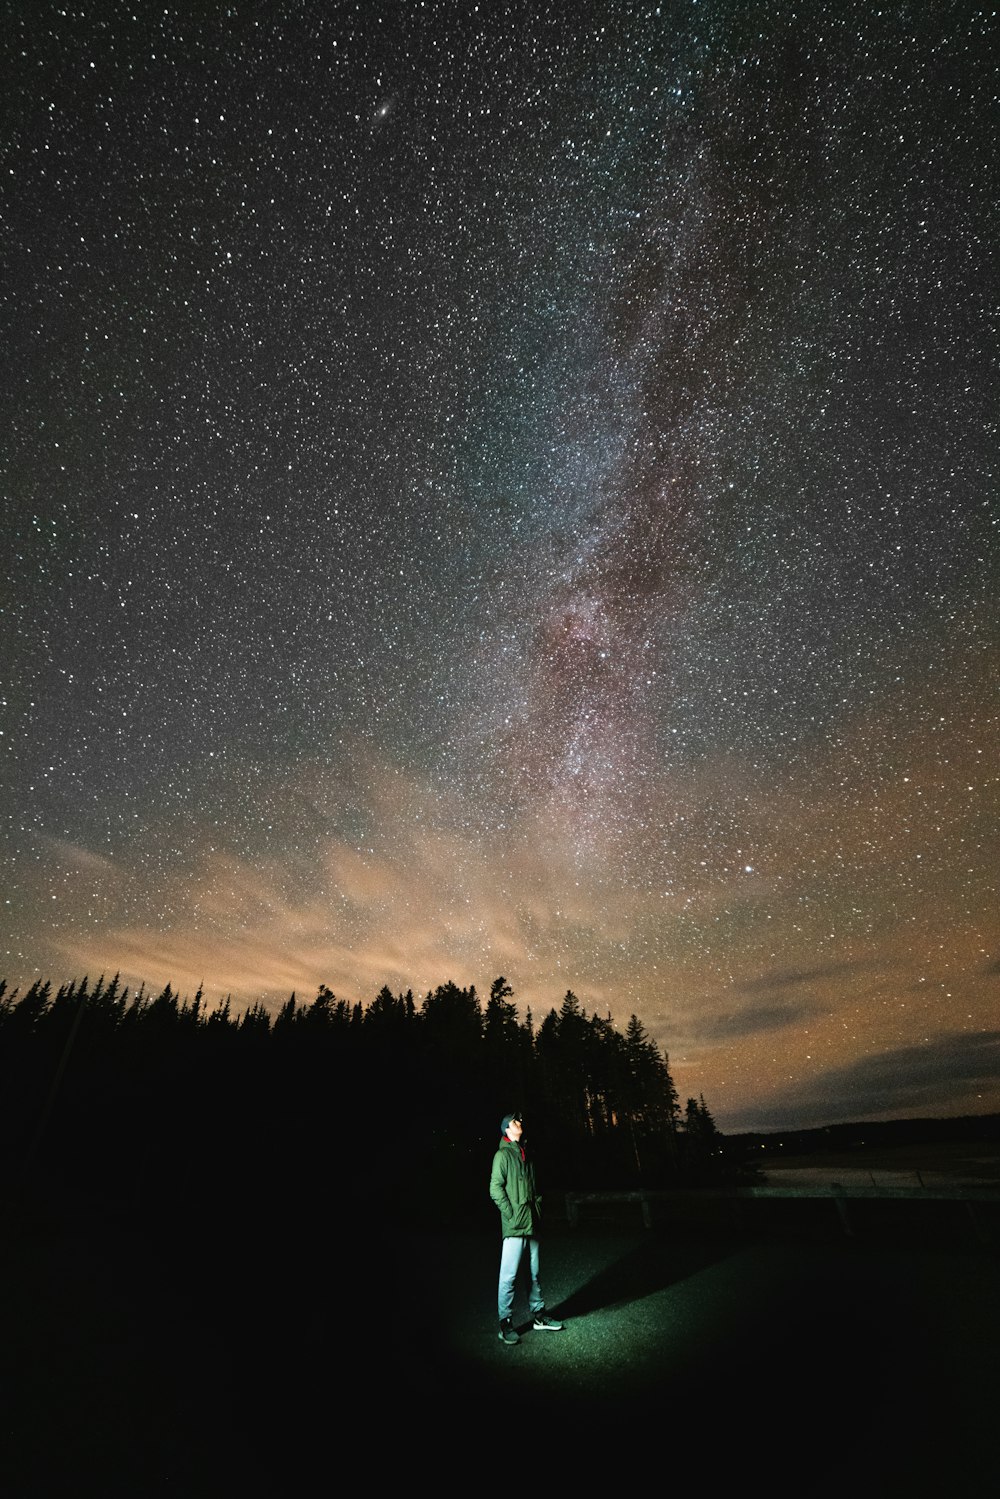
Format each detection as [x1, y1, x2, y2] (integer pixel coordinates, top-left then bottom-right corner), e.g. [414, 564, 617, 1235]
[532, 1312, 563, 1331]
[498, 1318, 519, 1345]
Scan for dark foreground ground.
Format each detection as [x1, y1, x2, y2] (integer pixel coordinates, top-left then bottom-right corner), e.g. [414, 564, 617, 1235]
[3, 1177, 998, 1497]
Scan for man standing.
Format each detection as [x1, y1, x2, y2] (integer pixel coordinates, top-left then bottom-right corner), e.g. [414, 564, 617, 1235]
[489, 1112, 563, 1344]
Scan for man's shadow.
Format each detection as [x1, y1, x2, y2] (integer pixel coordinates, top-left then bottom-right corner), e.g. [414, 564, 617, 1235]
[552, 1228, 736, 1318]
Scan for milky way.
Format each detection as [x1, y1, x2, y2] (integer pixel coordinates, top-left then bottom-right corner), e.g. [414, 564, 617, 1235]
[3, 1, 998, 1129]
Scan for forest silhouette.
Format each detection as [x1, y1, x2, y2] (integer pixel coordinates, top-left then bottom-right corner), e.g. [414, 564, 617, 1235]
[0, 971, 721, 1213]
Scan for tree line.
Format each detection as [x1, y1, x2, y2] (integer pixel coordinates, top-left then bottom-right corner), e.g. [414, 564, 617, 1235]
[0, 970, 722, 1221]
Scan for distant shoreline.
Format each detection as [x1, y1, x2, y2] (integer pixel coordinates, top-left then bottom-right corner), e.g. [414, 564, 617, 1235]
[755, 1136, 1000, 1186]
[727, 1111, 1000, 1162]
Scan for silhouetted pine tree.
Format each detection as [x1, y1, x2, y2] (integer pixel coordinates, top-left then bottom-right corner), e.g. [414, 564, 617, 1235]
[682, 1093, 721, 1180]
[365, 984, 411, 1037]
[4, 978, 51, 1034]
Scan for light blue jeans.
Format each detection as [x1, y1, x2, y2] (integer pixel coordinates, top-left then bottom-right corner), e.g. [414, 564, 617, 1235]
[498, 1235, 544, 1323]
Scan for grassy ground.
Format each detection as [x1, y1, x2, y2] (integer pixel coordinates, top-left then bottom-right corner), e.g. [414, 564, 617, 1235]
[3, 1181, 998, 1495]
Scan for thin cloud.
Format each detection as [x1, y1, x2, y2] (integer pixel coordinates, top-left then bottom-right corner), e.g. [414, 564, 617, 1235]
[737, 961, 877, 996]
[692, 1001, 825, 1041]
[728, 1032, 1000, 1132]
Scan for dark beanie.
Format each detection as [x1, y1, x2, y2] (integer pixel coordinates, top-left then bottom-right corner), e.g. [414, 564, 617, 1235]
[500, 1113, 520, 1134]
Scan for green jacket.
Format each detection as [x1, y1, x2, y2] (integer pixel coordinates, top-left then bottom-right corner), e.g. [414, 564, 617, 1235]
[490, 1137, 541, 1238]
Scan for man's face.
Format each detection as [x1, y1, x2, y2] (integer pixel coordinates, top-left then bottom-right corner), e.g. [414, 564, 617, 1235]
[505, 1117, 523, 1142]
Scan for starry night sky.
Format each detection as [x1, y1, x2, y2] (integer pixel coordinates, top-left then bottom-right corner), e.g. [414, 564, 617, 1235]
[3, 0, 998, 1131]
